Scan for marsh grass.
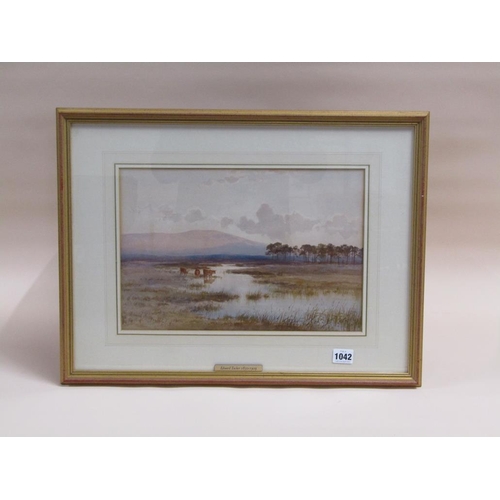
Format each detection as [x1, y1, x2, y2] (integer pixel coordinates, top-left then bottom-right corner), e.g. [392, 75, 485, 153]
[246, 292, 270, 301]
[225, 305, 361, 331]
[121, 260, 362, 331]
[195, 291, 238, 302]
[191, 303, 222, 313]
[229, 263, 362, 296]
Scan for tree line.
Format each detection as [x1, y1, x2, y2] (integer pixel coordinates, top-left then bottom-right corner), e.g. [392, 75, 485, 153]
[265, 242, 363, 264]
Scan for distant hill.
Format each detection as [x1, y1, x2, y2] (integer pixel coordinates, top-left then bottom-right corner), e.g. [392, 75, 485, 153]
[121, 230, 267, 259]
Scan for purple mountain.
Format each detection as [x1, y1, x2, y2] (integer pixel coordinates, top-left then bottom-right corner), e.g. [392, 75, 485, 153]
[121, 230, 267, 258]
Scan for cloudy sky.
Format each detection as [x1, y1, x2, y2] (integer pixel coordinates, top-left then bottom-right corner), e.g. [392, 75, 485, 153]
[119, 167, 365, 247]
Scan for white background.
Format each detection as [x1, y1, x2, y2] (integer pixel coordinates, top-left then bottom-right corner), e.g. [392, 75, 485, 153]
[1, 5, 499, 498]
[2, 62, 499, 438]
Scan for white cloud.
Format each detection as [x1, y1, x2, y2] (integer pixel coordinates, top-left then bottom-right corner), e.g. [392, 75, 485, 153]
[221, 217, 233, 228]
[237, 204, 318, 241]
[185, 208, 205, 223]
[158, 204, 182, 222]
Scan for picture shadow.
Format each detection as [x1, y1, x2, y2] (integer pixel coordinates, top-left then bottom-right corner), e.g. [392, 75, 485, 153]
[0, 254, 60, 384]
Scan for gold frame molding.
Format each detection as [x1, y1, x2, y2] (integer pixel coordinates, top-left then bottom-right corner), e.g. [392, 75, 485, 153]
[57, 108, 429, 387]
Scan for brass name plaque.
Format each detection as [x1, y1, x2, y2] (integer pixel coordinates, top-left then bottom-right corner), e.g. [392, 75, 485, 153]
[214, 364, 263, 373]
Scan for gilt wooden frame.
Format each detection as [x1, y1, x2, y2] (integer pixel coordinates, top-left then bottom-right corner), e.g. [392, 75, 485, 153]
[57, 109, 429, 387]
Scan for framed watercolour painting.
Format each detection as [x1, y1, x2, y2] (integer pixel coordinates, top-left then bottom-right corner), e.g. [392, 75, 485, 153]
[57, 109, 429, 387]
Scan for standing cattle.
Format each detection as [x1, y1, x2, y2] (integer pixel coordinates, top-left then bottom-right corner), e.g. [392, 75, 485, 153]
[203, 268, 216, 277]
[179, 267, 188, 274]
[194, 268, 201, 277]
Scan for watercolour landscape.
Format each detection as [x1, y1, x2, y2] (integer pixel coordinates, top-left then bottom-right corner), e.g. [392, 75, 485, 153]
[119, 167, 365, 333]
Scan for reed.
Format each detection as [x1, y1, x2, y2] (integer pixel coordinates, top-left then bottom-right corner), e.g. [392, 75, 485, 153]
[222, 305, 361, 331]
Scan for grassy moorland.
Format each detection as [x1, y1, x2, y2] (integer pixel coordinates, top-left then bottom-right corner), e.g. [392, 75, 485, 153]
[120, 260, 362, 332]
[228, 263, 362, 296]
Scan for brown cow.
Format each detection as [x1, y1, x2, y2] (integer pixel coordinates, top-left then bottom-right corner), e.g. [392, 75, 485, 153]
[194, 268, 201, 277]
[203, 268, 216, 277]
[180, 267, 188, 274]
